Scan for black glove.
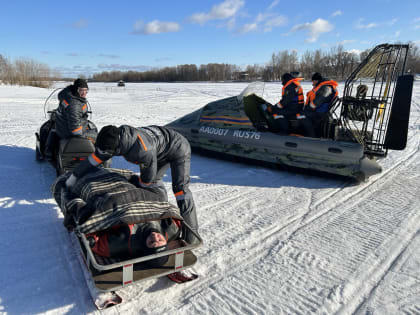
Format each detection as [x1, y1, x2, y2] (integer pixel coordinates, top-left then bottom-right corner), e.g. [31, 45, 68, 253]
[128, 175, 141, 187]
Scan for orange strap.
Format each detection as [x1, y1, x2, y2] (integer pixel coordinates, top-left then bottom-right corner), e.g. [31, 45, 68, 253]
[91, 153, 103, 164]
[137, 134, 148, 151]
[72, 126, 82, 133]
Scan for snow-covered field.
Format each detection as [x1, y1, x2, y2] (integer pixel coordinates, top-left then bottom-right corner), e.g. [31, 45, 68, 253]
[0, 81, 419, 315]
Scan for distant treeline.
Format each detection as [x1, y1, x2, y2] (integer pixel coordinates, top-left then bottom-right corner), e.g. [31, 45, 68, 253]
[0, 55, 59, 88]
[92, 43, 420, 83]
[1, 43, 420, 88]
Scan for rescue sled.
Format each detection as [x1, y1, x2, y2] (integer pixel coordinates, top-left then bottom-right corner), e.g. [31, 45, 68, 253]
[35, 88, 108, 175]
[52, 168, 202, 309]
[167, 44, 414, 181]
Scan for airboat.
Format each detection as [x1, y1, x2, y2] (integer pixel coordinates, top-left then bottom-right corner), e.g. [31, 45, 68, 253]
[167, 44, 414, 181]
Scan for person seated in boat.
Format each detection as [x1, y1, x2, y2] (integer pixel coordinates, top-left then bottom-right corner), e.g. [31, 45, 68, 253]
[44, 78, 97, 161]
[87, 219, 182, 267]
[260, 72, 304, 133]
[296, 72, 338, 138]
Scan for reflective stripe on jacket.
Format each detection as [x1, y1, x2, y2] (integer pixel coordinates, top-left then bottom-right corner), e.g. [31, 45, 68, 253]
[55, 86, 89, 138]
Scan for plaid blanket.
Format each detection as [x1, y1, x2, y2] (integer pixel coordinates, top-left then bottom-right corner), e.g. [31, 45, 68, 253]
[51, 168, 182, 234]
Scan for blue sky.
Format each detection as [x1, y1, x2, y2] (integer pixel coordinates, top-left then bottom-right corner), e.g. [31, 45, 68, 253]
[1, 0, 419, 77]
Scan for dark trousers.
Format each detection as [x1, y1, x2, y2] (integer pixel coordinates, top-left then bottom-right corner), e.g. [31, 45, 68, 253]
[299, 109, 326, 138]
[269, 106, 299, 133]
[155, 136, 198, 243]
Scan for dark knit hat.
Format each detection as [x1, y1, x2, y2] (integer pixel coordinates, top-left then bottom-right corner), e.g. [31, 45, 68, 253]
[311, 72, 323, 81]
[96, 125, 119, 153]
[73, 78, 88, 89]
[281, 73, 293, 85]
[142, 227, 169, 267]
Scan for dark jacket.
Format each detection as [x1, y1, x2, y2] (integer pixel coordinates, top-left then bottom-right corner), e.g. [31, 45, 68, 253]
[74, 125, 189, 185]
[55, 86, 89, 138]
[89, 219, 181, 258]
[305, 79, 338, 113]
[276, 78, 304, 111]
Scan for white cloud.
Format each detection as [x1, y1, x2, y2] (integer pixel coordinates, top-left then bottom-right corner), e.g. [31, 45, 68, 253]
[238, 23, 258, 33]
[189, 0, 244, 25]
[394, 30, 401, 37]
[238, 14, 287, 34]
[225, 17, 237, 30]
[267, 0, 280, 10]
[414, 17, 420, 29]
[264, 16, 287, 32]
[339, 39, 356, 45]
[355, 18, 378, 29]
[347, 49, 361, 55]
[387, 18, 398, 26]
[98, 54, 120, 59]
[332, 10, 342, 17]
[133, 20, 180, 35]
[290, 18, 334, 43]
[237, 2, 287, 34]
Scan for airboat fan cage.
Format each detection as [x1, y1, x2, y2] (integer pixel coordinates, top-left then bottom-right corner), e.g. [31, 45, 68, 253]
[336, 44, 411, 157]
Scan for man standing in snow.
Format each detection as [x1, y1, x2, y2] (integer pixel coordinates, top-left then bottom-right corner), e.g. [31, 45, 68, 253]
[65, 124, 199, 244]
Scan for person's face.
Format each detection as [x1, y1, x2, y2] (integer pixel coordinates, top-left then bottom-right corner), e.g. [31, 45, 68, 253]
[312, 80, 319, 87]
[77, 87, 88, 98]
[146, 232, 167, 248]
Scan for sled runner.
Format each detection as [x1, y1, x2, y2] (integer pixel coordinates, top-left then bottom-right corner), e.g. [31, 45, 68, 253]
[167, 44, 414, 181]
[52, 168, 202, 308]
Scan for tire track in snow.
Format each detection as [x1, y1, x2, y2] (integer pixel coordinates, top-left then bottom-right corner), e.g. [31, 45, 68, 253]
[281, 144, 420, 314]
[146, 131, 420, 314]
[354, 230, 420, 315]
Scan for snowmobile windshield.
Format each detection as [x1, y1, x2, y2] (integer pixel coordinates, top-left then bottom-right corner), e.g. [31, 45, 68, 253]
[237, 81, 265, 105]
[44, 88, 63, 118]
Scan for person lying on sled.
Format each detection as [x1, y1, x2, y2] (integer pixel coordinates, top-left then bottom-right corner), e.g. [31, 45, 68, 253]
[87, 219, 182, 267]
[56, 167, 199, 280]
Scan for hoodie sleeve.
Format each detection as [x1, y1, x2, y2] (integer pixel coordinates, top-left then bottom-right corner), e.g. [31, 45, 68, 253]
[138, 151, 157, 187]
[72, 147, 113, 178]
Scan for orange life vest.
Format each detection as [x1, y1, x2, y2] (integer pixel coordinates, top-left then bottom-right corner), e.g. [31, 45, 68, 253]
[277, 78, 304, 108]
[305, 80, 338, 112]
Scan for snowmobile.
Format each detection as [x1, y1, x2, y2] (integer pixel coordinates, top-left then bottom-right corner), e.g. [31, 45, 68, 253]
[167, 44, 414, 181]
[52, 168, 202, 309]
[35, 88, 109, 175]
